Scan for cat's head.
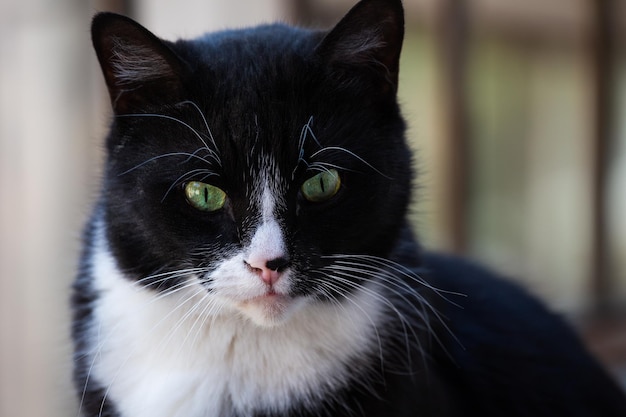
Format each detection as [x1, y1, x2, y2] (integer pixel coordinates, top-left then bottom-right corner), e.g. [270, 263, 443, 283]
[92, 0, 412, 326]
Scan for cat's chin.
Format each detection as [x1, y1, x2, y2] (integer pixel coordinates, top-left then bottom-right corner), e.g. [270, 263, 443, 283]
[236, 294, 302, 327]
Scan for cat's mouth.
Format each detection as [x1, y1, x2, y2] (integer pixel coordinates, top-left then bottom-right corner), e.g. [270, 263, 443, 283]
[239, 292, 292, 309]
[236, 292, 299, 327]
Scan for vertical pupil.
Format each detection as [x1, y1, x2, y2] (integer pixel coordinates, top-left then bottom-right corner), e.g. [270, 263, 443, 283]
[204, 186, 209, 203]
[319, 176, 325, 193]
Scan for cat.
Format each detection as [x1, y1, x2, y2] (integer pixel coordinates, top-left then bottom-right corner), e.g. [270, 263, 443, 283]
[72, 0, 626, 416]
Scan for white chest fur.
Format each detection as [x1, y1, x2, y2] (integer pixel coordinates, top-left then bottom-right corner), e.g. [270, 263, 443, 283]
[86, 233, 384, 417]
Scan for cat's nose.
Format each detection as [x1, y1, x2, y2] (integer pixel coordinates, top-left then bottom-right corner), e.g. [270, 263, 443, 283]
[244, 257, 290, 286]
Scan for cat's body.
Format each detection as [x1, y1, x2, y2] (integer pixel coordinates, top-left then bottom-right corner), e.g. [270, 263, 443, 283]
[73, 0, 626, 416]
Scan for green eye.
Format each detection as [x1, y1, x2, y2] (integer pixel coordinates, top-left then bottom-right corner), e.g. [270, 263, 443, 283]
[184, 181, 226, 212]
[301, 169, 341, 203]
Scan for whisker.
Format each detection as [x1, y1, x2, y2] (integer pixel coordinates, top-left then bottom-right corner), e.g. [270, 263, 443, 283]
[307, 162, 354, 175]
[115, 113, 221, 166]
[321, 254, 465, 358]
[159, 290, 213, 357]
[317, 269, 423, 370]
[96, 282, 208, 417]
[312, 277, 386, 378]
[77, 268, 209, 417]
[324, 254, 466, 303]
[182, 294, 225, 354]
[177, 100, 220, 158]
[292, 116, 318, 180]
[117, 151, 215, 177]
[310, 146, 392, 179]
[302, 116, 321, 148]
[132, 267, 208, 287]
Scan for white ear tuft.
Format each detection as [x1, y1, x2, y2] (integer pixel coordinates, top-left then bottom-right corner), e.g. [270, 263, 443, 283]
[109, 37, 174, 86]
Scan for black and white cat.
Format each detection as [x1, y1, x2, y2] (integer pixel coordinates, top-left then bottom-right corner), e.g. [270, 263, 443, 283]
[72, 0, 626, 416]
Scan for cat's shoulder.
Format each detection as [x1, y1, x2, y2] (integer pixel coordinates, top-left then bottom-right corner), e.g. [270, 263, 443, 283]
[420, 251, 626, 416]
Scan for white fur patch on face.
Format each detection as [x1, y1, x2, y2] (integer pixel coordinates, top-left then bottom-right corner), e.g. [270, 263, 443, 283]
[208, 159, 294, 326]
[87, 220, 386, 417]
[245, 214, 285, 274]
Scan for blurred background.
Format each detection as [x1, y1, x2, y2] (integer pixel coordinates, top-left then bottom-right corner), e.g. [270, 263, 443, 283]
[0, 0, 624, 415]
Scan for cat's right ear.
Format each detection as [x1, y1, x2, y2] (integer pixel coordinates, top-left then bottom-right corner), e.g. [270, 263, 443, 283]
[91, 13, 187, 114]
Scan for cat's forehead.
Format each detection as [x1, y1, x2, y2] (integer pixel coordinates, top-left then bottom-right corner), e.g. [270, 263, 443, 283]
[254, 154, 286, 213]
[186, 25, 318, 86]
[179, 28, 323, 148]
[192, 24, 320, 62]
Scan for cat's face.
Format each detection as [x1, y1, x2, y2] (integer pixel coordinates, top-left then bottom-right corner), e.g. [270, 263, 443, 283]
[94, 0, 410, 326]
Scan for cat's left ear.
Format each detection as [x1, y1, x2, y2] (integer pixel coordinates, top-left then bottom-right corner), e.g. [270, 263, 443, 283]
[316, 0, 404, 95]
[91, 12, 188, 114]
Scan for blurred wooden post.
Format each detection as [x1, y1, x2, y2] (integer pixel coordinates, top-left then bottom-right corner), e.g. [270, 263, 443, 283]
[290, 0, 315, 25]
[437, 0, 471, 253]
[590, 0, 615, 312]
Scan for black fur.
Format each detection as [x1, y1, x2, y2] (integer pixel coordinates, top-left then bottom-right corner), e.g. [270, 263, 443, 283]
[73, 0, 626, 415]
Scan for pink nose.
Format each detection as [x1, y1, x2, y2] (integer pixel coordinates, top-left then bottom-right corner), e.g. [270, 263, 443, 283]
[244, 257, 290, 286]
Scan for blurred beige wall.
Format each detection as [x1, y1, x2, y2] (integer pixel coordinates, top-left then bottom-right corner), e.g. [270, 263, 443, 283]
[0, 2, 93, 416]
